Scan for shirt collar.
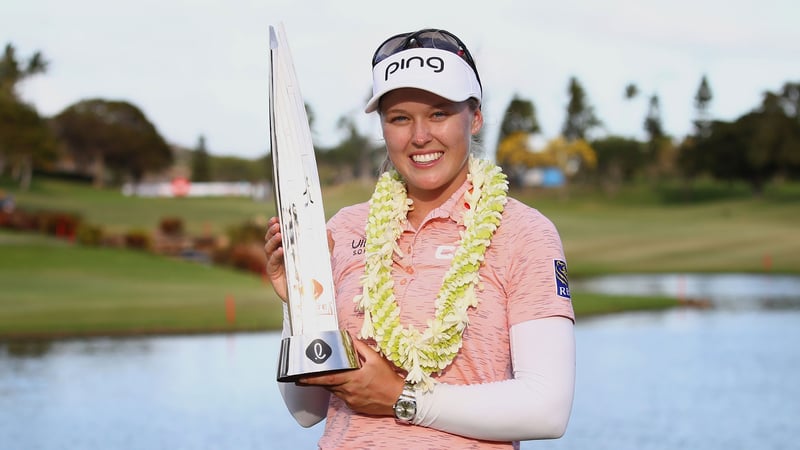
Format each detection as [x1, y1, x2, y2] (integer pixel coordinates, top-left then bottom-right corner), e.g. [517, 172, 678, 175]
[418, 178, 472, 226]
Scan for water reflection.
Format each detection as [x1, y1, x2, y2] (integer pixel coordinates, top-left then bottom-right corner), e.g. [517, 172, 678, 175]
[2, 274, 800, 449]
[0, 333, 305, 449]
[5, 340, 53, 358]
[574, 273, 800, 309]
[535, 309, 800, 450]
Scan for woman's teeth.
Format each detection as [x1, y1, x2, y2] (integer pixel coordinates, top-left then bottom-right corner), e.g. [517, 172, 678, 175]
[412, 152, 443, 163]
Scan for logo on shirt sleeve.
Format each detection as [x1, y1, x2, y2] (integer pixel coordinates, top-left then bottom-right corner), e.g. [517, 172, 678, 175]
[554, 260, 571, 299]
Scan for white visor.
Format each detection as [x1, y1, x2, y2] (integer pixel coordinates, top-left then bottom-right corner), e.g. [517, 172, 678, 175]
[364, 47, 482, 113]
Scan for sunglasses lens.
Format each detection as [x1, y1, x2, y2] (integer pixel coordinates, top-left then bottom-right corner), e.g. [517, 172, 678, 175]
[414, 31, 461, 54]
[373, 34, 410, 64]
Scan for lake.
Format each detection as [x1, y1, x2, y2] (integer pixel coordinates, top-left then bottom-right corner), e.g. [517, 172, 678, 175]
[1, 275, 799, 449]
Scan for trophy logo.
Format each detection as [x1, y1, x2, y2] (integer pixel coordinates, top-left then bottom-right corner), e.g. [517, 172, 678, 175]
[306, 339, 332, 364]
[269, 23, 361, 382]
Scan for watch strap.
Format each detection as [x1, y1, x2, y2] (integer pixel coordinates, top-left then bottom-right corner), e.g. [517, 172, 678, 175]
[393, 381, 417, 423]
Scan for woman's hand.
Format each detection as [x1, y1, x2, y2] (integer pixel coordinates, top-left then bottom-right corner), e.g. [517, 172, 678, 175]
[263, 217, 288, 302]
[297, 338, 404, 416]
[264, 217, 337, 303]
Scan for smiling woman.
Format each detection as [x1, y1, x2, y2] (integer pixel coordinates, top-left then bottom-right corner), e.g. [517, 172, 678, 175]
[264, 28, 576, 449]
[378, 88, 482, 225]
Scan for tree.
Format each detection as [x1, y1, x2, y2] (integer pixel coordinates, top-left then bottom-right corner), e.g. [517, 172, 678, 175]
[0, 100, 57, 189]
[644, 94, 664, 142]
[775, 82, 800, 178]
[496, 95, 540, 148]
[621, 82, 642, 140]
[0, 43, 55, 188]
[644, 94, 664, 156]
[755, 90, 800, 178]
[691, 90, 800, 195]
[542, 136, 597, 181]
[496, 133, 597, 187]
[624, 83, 639, 100]
[562, 76, 601, 141]
[694, 75, 713, 137]
[191, 135, 212, 182]
[495, 131, 531, 175]
[777, 81, 800, 123]
[642, 93, 677, 179]
[0, 43, 47, 99]
[590, 136, 646, 192]
[495, 95, 540, 185]
[678, 76, 714, 185]
[53, 99, 173, 187]
[321, 115, 382, 183]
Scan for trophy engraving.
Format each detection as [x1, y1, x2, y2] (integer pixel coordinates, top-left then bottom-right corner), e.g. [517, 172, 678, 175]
[269, 23, 360, 382]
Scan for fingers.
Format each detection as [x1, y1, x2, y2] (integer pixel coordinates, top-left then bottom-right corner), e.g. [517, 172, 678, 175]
[297, 372, 347, 388]
[263, 217, 288, 301]
[263, 219, 283, 260]
[350, 338, 376, 364]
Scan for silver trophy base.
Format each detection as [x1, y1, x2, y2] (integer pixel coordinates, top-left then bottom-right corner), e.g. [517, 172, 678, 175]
[277, 329, 361, 382]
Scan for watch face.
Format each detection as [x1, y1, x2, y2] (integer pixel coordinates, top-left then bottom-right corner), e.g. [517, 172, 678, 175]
[395, 398, 416, 421]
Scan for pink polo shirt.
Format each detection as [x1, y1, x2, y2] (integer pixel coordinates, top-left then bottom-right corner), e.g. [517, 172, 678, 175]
[321, 180, 574, 449]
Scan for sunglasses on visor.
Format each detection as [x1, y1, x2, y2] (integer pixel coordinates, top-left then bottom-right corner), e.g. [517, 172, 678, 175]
[371, 29, 482, 87]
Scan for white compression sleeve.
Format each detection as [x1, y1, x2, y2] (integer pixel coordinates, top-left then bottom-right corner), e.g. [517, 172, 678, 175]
[413, 316, 576, 441]
[277, 303, 330, 428]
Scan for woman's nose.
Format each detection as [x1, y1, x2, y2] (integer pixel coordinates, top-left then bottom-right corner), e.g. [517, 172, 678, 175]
[412, 122, 432, 146]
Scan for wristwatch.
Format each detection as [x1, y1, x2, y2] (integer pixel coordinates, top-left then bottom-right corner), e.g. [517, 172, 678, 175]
[393, 381, 417, 424]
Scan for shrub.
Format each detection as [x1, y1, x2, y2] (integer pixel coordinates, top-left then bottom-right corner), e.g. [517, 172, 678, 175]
[101, 233, 126, 248]
[227, 243, 267, 275]
[5, 209, 40, 231]
[225, 217, 268, 246]
[75, 223, 105, 246]
[124, 229, 152, 251]
[40, 211, 82, 240]
[159, 216, 184, 236]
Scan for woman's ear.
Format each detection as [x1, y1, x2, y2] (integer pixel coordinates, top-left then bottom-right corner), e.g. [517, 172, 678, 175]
[471, 109, 484, 135]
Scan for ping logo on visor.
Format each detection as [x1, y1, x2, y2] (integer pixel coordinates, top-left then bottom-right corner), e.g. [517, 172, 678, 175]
[554, 260, 571, 300]
[384, 55, 445, 81]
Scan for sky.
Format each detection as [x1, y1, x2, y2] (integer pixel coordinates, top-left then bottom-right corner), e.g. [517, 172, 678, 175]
[3, 0, 799, 159]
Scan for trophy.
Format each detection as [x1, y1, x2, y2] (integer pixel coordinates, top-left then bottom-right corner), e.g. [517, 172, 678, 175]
[269, 23, 361, 382]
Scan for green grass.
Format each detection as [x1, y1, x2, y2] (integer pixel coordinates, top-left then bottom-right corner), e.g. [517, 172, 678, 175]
[3, 175, 799, 339]
[571, 292, 677, 317]
[511, 183, 800, 275]
[0, 230, 284, 339]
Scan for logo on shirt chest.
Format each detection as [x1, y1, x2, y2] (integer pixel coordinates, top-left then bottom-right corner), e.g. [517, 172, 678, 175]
[435, 245, 456, 260]
[351, 238, 365, 256]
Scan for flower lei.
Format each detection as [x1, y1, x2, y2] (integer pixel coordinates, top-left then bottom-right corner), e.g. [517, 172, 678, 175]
[353, 156, 508, 391]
